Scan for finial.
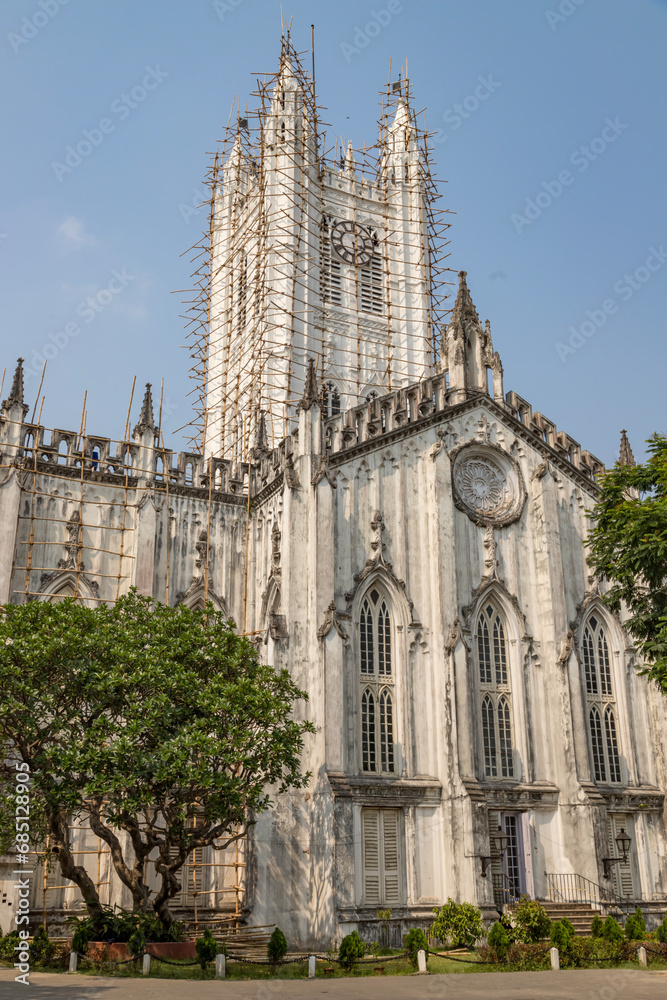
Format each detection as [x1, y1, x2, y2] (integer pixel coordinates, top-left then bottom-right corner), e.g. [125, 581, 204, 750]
[133, 382, 155, 436]
[299, 358, 320, 411]
[3, 357, 25, 409]
[619, 429, 636, 468]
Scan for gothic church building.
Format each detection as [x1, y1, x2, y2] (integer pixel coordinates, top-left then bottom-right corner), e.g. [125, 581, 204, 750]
[1, 38, 666, 946]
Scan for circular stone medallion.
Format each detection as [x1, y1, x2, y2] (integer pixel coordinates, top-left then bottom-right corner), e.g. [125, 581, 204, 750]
[451, 445, 525, 527]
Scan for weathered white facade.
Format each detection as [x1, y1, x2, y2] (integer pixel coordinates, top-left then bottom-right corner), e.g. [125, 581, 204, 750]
[1, 42, 666, 947]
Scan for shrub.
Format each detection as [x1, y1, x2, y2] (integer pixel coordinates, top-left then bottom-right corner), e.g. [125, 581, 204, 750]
[30, 925, 56, 965]
[338, 931, 365, 971]
[602, 915, 624, 943]
[67, 906, 184, 948]
[195, 929, 218, 970]
[404, 928, 428, 970]
[267, 927, 288, 967]
[0, 930, 20, 964]
[429, 899, 485, 949]
[550, 919, 574, 952]
[487, 921, 510, 960]
[591, 914, 604, 938]
[625, 909, 646, 942]
[512, 896, 551, 943]
[655, 916, 667, 944]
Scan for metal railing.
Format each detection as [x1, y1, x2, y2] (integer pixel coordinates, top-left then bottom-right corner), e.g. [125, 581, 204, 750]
[492, 872, 523, 910]
[544, 872, 625, 912]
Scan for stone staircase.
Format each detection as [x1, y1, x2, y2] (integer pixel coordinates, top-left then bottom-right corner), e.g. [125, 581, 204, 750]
[539, 901, 603, 935]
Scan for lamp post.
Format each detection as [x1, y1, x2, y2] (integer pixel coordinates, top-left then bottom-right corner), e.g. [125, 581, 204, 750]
[479, 826, 510, 878]
[602, 827, 632, 879]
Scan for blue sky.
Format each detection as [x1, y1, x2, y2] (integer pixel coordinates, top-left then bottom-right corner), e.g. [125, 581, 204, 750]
[1, 0, 665, 465]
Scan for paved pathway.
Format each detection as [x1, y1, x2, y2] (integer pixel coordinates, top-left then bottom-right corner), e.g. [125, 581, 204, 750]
[1, 968, 667, 999]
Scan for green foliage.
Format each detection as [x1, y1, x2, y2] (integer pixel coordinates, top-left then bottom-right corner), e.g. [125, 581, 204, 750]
[591, 914, 604, 938]
[602, 915, 625, 943]
[586, 433, 667, 691]
[195, 929, 218, 970]
[655, 915, 667, 943]
[0, 930, 20, 963]
[429, 899, 485, 948]
[0, 590, 314, 925]
[267, 927, 288, 966]
[376, 908, 392, 921]
[512, 896, 552, 943]
[550, 919, 574, 951]
[487, 921, 510, 960]
[625, 908, 646, 941]
[338, 931, 365, 970]
[30, 925, 56, 965]
[404, 928, 428, 969]
[68, 905, 184, 949]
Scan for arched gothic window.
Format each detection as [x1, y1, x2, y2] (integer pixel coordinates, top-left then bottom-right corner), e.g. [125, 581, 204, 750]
[359, 587, 394, 773]
[582, 615, 622, 783]
[322, 381, 341, 418]
[476, 603, 514, 779]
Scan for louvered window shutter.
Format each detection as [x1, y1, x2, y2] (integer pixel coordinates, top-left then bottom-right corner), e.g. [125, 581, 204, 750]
[488, 810, 504, 878]
[362, 809, 381, 904]
[382, 810, 401, 905]
[609, 815, 634, 898]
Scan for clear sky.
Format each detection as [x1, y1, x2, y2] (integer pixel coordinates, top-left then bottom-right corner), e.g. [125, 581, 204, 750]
[1, 0, 665, 465]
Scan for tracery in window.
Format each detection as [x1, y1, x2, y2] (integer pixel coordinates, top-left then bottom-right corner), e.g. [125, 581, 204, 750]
[322, 381, 341, 418]
[359, 587, 394, 773]
[476, 603, 514, 779]
[582, 615, 622, 784]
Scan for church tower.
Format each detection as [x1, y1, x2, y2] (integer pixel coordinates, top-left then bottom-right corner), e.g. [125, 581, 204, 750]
[194, 35, 449, 461]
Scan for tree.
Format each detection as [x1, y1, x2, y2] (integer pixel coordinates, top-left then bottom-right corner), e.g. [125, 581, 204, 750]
[0, 590, 314, 928]
[587, 433, 667, 691]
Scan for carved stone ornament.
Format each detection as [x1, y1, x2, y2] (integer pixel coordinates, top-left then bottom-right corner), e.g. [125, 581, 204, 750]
[451, 442, 526, 528]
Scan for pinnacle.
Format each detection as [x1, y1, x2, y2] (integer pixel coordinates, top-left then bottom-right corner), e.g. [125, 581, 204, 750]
[133, 382, 155, 436]
[619, 429, 636, 468]
[299, 358, 320, 411]
[3, 358, 25, 410]
[450, 270, 481, 330]
[254, 410, 270, 455]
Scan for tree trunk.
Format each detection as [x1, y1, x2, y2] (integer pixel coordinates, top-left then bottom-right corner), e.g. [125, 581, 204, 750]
[87, 801, 152, 914]
[48, 811, 104, 926]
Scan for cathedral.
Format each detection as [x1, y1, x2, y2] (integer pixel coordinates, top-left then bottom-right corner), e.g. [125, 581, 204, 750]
[1, 37, 666, 949]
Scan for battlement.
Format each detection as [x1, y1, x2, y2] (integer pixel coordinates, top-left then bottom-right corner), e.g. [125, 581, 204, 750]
[321, 375, 605, 482]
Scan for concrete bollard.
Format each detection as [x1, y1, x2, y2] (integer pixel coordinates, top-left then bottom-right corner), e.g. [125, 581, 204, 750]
[215, 953, 226, 979]
[550, 946, 560, 970]
[142, 953, 151, 976]
[68, 951, 77, 973]
[417, 949, 427, 973]
[308, 955, 316, 978]
[638, 946, 647, 967]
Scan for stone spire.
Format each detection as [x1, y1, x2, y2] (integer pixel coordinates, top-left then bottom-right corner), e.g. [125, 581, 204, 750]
[3, 358, 25, 410]
[450, 271, 481, 333]
[619, 429, 636, 468]
[133, 383, 155, 436]
[253, 410, 270, 456]
[299, 358, 320, 411]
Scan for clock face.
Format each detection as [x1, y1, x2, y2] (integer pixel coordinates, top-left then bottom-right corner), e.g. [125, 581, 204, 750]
[330, 220, 376, 267]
